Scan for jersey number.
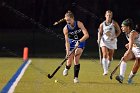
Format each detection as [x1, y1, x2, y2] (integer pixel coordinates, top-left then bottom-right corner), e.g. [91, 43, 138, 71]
[74, 34, 78, 39]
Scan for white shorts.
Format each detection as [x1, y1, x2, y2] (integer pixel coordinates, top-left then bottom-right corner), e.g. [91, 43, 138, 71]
[132, 47, 140, 58]
[100, 38, 117, 49]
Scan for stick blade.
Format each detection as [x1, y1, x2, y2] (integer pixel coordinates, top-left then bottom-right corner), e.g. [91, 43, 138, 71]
[47, 74, 53, 79]
[110, 75, 113, 80]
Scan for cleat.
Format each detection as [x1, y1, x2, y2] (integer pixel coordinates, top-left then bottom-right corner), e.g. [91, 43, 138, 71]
[63, 68, 68, 76]
[128, 73, 135, 84]
[103, 71, 108, 76]
[115, 75, 123, 83]
[74, 77, 79, 83]
[128, 78, 133, 84]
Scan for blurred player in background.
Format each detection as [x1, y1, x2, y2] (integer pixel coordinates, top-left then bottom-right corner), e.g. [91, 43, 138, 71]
[62, 10, 89, 83]
[97, 10, 121, 75]
[116, 19, 140, 84]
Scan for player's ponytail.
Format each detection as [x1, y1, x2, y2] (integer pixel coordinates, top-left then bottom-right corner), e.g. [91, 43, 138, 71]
[135, 24, 140, 33]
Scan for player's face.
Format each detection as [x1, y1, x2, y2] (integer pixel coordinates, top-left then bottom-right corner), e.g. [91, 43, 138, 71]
[121, 24, 129, 33]
[65, 16, 74, 25]
[105, 12, 112, 21]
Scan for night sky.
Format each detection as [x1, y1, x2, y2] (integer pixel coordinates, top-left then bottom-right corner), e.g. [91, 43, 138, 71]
[0, 0, 140, 57]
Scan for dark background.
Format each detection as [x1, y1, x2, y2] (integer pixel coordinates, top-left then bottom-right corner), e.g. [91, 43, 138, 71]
[0, 0, 140, 58]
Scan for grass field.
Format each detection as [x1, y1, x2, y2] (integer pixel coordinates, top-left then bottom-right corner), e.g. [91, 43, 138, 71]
[0, 58, 140, 93]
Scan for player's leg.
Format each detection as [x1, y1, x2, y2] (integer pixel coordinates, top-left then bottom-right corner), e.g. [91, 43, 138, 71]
[63, 39, 75, 76]
[107, 49, 114, 68]
[127, 47, 140, 84]
[63, 53, 74, 76]
[116, 51, 134, 83]
[73, 48, 83, 83]
[128, 58, 140, 84]
[101, 46, 109, 75]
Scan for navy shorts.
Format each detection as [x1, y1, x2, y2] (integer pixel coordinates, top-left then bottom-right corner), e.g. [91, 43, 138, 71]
[69, 39, 86, 51]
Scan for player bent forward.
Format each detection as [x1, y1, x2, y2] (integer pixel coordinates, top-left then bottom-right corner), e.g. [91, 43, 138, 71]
[62, 11, 89, 83]
[116, 19, 140, 84]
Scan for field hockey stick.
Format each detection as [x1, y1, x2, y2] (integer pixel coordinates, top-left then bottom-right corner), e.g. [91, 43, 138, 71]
[97, 30, 102, 65]
[48, 46, 78, 79]
[98, 39, 102, 65]
[110, 59, 123, 79]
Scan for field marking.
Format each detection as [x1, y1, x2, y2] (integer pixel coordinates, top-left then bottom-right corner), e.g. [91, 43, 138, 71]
[1, 59, 31, 93]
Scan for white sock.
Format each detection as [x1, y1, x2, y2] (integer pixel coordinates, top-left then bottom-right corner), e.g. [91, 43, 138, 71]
[108, 60, 110, 65]
[120, 61, 127, 77]
[108, 58, 113, 66]
[128, 71, 135, 79]
[102, 58, 108, 73]
[107, 59, 110, 64]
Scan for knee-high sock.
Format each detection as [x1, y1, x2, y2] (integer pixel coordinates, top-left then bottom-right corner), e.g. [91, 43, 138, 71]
[108, 58, 113, 66]
[120, 61, 127, 77]
[108, 60, 110, 65]
[102, 58, 108, 73]
[65, 65, 71, 69]
[108, 60, 111, 68]
[128, 71, 135, 79]
[74, 64, 80, 78]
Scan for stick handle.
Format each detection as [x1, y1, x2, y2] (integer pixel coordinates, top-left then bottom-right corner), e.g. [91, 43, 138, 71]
[98, 38, 102, 65]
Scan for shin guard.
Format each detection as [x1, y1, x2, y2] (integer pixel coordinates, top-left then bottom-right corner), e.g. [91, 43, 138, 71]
[74, 64, 80, 78]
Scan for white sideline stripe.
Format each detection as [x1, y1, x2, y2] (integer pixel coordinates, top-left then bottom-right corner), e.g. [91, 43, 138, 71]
[8, 60, 31, 93]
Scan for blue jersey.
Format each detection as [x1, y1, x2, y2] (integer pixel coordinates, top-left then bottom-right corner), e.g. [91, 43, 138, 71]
[66, 21, 86, 50]
[67, 21, 84, 40]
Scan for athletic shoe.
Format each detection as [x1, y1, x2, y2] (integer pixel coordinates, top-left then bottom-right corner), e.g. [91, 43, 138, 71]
[103, 71, 108, 76]
[128, 78, 133, 84]
[63, 68, 68, 76]
[128, 73, 135, 84]
[74, 77, 79, 83]
[115, 75, 123, 83]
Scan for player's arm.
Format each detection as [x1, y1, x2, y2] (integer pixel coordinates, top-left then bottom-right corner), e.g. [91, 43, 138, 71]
[125, 43, 129, 49]
[77, 21, 89, 42]
[63, 26, 70, 55]
[124, 32, 136, 57]
[114, 21, 121, 37]
[97, 23, 103, 43]
[128, 32, 137, 51]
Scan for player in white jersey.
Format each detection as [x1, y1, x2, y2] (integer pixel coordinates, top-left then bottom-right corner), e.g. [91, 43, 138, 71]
[98, 10, 121, 75]
[116, 19, 140, 84]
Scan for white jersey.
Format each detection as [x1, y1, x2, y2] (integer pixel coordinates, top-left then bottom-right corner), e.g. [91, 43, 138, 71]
[134, 34, 140, 47]
[126, 30, 140, 57]
[100, 20, 117, 49]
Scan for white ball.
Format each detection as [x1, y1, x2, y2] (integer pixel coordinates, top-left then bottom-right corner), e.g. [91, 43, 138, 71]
[55, 80, 58, 83]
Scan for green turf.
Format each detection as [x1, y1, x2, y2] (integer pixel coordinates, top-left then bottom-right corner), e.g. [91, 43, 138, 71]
[0, 58, 140, 93]
[0, 58, 22, 90]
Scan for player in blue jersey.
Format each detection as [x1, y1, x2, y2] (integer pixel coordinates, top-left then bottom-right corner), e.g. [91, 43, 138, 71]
[62, 10, 89, 83]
